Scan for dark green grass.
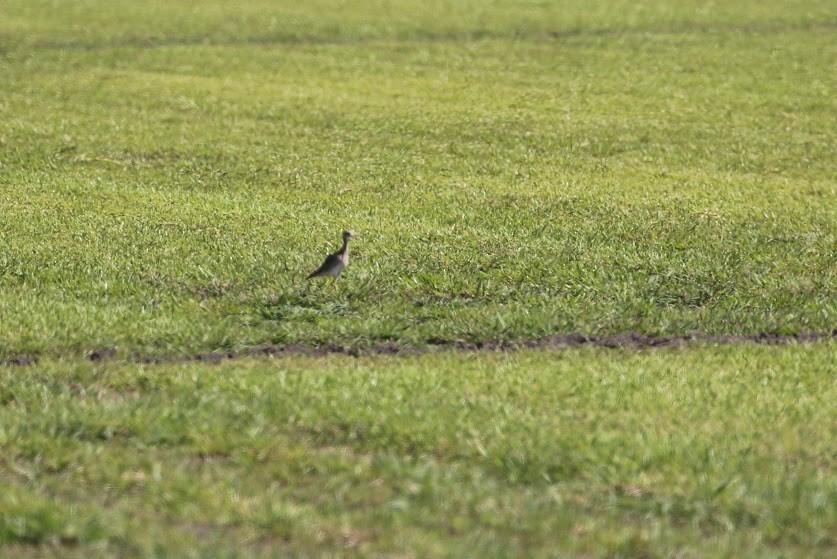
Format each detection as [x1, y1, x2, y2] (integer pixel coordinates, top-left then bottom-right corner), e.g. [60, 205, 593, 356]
[3, 0, 834, 50]
[1, 344, 834, 557]
[0, 1, 834, 358]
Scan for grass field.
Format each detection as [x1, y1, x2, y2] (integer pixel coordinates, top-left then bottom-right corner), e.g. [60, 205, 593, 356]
[1, 0, 835, 359]
[2, 345, 835, 557]
[1, 0, 835, 557]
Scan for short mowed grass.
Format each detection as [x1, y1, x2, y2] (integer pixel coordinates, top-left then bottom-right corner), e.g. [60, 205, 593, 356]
[1, 1, 835, 557]
[1, 0, 835, 358]
[1, 345, 835, 557]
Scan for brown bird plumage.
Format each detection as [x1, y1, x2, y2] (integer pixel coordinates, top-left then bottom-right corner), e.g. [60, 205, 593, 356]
[306, 230, 356, 284]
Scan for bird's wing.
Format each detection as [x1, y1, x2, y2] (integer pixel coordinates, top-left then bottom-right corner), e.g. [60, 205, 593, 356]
[306, 253, 340, 279]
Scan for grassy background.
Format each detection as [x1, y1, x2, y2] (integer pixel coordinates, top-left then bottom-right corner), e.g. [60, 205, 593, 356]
[1, 3, 835, 556]
[0, 0, 834, 358]
[1, 344, 835, 557]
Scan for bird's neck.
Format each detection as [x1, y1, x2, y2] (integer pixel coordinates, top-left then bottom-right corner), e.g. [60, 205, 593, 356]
[338, 237, 350, 254]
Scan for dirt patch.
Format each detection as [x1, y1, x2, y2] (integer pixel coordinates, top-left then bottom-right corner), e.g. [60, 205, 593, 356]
[430, 330, 835, 352]
[87, 347, 118, 361]
[1, 356, 36, 366]
[2, 330, 833, 368]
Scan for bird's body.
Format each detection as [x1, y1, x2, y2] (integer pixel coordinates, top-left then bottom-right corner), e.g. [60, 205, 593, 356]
[307, 230, 355, 284]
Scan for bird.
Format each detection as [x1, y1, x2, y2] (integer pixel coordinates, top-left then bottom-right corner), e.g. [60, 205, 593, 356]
[306, 230, 356, 287]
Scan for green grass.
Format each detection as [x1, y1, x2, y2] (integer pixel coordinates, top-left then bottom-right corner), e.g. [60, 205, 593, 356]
[0, 0, 834, 359]
[1, 344, 834, 557]
[1, 2, 835, 556]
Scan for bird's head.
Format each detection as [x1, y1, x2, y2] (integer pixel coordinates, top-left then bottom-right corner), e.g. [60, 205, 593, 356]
[342, 230, 356, 240]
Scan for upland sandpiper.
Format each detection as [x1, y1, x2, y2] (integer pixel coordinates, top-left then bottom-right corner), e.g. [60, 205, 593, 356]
[306, 230, 356, 286]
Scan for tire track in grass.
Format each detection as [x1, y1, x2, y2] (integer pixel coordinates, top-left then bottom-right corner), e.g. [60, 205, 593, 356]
[2, 330, 834, 368]
[11, 20, 837, 53]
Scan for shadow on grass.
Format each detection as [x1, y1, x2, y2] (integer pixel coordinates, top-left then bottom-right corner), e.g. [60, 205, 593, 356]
[259, 291, 357, 322]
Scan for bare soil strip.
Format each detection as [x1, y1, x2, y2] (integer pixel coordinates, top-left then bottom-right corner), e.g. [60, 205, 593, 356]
[3, 330, 834, 367]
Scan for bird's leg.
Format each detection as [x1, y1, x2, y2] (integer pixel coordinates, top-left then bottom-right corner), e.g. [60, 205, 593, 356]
[331, 277, 338, 290]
